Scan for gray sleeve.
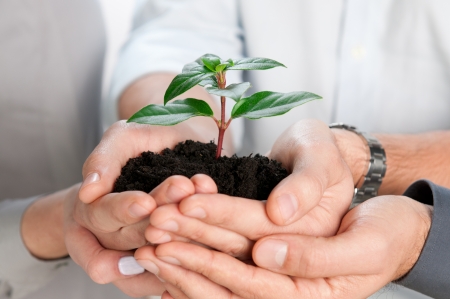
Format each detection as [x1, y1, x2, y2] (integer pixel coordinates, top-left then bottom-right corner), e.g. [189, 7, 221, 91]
[396, 180, 450, 299]
[0, 197, 69, 299]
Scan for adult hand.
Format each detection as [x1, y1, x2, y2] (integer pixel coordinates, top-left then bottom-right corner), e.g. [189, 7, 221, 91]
[135, 195, 432, 299]
[65, 174, 216, 297]
[78, 118, 233, 205]
[264, 118, 362, 226]
[144, 119, 358, 258]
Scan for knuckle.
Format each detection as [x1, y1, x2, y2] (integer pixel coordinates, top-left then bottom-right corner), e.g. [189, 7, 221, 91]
[222, 240, 250, 258]
[299, 246, 325, 277]
[188, 226, 206, 241]
[86, 258, 108, 284]
[123, 230, 147, 249]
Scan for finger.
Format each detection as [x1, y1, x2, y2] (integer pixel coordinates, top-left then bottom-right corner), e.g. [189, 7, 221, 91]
[145, 225, 190, 244]
[149, 204, 253, 259]
[79, 121, 185, 203]
[190, 174, 218, 194]
[267, 119, 353, 225]
[161, 291, 175, 299]
[135, 245, 235, 299]
[65, 221, 145, 284]
[149, 175, 196, 206]
[75, 191, 156, 233]
[113, 271, 165, 298]
[147, 242, 295, 299]
[179, 193, 310, 239]
[252, 230, 388, 278]
[163, 285, 189, 299]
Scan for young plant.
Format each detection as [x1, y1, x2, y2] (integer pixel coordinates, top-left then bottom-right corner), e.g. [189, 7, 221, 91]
[128, 54, 321, 158]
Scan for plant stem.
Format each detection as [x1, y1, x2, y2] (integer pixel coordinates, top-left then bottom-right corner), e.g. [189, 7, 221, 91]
[215, 72, 227, 159]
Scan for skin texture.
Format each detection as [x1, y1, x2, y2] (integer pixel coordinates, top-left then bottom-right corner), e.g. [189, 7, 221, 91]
[135, 195, 433, 299]
[65, 175, 215, 297]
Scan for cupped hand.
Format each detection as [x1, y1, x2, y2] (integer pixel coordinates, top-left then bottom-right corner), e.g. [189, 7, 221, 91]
[265, 119, 360, 226]
[64, 184, 163, 297]
[135, 195, 432, 299]
[78, 119, 229, 205]
[65, 174, 216, 297]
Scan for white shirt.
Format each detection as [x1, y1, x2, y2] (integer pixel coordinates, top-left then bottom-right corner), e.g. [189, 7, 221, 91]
[108, 0, 450, 156]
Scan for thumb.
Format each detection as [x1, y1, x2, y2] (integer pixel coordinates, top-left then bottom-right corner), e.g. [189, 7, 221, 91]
[79, 121, 138, 203]
[252, 231, 382, 279]
[266, 119, 353, 225]
[79, 121, 182, 203]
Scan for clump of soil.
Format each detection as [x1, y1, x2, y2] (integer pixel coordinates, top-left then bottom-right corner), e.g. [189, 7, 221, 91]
[113, 140, 288, 201]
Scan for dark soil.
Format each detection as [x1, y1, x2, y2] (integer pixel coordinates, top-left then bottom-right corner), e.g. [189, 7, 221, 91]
[113, 140, 288, 201]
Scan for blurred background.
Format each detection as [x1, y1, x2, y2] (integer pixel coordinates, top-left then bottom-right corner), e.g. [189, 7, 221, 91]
[97, 0, 133, 108]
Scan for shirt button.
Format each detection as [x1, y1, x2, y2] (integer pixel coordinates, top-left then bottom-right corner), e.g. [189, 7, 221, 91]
[351, 45, 367, 60]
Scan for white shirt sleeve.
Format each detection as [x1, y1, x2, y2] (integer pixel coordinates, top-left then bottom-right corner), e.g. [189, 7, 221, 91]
[104, 0, 245, 150]
[0, 197, 69, 299]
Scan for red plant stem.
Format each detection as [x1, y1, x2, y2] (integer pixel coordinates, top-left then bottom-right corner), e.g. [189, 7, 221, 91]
[215, 72, 227, 159]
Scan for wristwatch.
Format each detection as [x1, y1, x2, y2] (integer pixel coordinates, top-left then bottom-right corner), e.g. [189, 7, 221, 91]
[329, 123, 387, 208]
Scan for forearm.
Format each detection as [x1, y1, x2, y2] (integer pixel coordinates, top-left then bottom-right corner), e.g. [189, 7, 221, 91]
[21, 188, 68, 259]
[118, 73, 235, 154]
[333, 129, 450, 195]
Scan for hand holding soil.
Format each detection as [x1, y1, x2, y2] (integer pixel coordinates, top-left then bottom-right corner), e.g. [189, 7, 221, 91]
[135, 195, 432, 299]
[144, 119, 356, 259]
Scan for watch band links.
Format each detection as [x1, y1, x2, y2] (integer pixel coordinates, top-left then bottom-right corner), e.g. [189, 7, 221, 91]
[329, 123, 387, 208]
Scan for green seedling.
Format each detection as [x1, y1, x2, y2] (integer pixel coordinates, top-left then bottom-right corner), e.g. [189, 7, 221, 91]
[128, 54, 322, 158]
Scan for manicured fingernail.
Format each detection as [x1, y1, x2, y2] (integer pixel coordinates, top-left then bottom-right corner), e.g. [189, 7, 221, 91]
[152, 233, 171, 244]
[118, 256, 145, 275]
[136, 260, 160, 275]
[159, 256, 181, 265]
[128, 203, 150, 218]
[276, 193, 298, 222]
[81, 172, 100, 189]
[183, 207, 206, 219]
[254, 239, 288, 269]
[156, 220, 179, 232]
[166, 184, 189, 203]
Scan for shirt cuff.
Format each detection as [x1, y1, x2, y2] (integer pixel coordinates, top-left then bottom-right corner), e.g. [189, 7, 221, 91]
[396, 180, 450, 299]
[0, 197, 69, 299]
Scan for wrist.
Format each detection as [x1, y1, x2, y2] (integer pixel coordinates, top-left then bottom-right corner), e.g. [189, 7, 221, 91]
[21, 188, 69, 259]
[331, 128, 368, 187]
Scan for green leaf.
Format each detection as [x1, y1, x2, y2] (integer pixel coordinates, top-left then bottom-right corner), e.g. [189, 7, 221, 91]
[205, 82, 251, 101]
[195, 53, 221, 65]
[182, 61, 205, 73]
[128, 98, 214, 126]
[198, 76, 218, 87]
[231, 91, 321, 119]
[164, 71, 215, 104]
[215, 63, 229, 72]
[201, 56, 221, 72]
[226, 58, 234, 66]
[227, 57, 286, 70]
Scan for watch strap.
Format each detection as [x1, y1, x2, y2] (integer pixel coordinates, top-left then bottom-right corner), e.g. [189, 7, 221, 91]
[329, 123, 387, 208]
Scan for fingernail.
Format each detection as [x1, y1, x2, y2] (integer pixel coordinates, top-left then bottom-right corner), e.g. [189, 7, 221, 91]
[166, 184, 189, 203]
[276, 193, 298, 222]
[136, 260, 160, 275]
[80, 172, 100, 189]
[159, 256, 181, 266]
[128, 203, 150, 218]
[156, 220, 179, 232]
[118, 256, 145, 275]
[255, 239, 288, 269]
[183, 207, 206, 219]
[152, 233, 171, 244]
